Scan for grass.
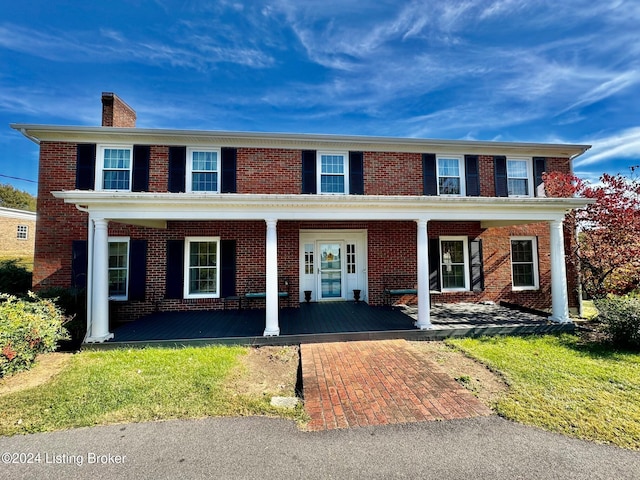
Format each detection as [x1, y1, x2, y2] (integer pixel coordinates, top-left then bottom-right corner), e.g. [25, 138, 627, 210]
[449, 334, 640, 450]
[0, 346, 305, 436]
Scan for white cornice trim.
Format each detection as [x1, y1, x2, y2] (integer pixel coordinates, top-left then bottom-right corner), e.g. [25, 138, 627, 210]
[11, 124, 591, 159]
[0, 207, 37, 221]
[52, 191, 592, 223]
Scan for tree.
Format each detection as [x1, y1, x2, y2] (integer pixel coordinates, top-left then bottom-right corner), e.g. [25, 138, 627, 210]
[0, 183, 36, 211]
[544, 170, 640, 297]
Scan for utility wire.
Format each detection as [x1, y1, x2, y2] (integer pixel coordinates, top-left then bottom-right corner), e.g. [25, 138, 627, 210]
[0, 173, 37, 183]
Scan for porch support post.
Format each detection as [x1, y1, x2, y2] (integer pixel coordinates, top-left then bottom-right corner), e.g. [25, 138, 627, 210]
[264, 218, 280, 336]
[86, 218, 113, 342]
[416, 219, 432, 329]
[549, 219, 570, 323]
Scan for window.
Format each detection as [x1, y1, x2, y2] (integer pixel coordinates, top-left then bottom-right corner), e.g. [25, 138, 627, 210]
[187, 148, 220, 192]
[437, 156, 465, 195]
[347, 243, 356, 274]
[16, 225, 28, 240]
[108, 237, 130, 300]
[304, 243, 314, 275]
[507, 158, 533, 197]
[440, 236, 469, 290]
[318, 152, 349, 194]
[184, 237, 220, 298]
[96, 146, 132, 191]
[511, 237, 539, 289]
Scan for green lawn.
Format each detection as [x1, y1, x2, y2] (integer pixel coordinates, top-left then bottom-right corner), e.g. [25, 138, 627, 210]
[449, 334, 640, 450]
[0, 346, 305, 436]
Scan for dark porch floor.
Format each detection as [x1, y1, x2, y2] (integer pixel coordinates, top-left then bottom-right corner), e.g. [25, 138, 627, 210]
[90, 302, 574, 348]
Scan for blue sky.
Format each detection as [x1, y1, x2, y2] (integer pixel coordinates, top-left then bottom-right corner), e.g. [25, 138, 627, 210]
[2, 0, 639, 197]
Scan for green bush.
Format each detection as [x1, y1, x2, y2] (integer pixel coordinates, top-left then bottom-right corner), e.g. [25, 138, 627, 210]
[0, 259, 32, 296]
[594, 295, 640, 349]
[36, 287, 86, 350]
[0, 293, 70, 378]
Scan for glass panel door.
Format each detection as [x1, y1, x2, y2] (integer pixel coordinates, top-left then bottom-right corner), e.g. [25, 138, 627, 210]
[318, 242, 343, 299]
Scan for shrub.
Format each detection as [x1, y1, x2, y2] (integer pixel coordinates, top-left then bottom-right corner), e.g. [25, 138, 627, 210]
[594, 295, 640, 349]
[0, 293, 69, 378]
[36, 287, 86, 350]
[0, 259, 32, 296]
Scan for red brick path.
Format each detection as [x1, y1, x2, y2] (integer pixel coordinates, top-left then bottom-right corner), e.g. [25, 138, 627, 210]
[301, 340, 492, 431]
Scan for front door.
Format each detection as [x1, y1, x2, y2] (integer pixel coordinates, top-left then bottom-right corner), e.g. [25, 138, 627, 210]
[299, 229, 368, 303]
[318, 242, 343, 300]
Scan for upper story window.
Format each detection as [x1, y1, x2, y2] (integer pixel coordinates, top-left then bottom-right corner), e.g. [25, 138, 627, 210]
[16, 225, 28, 240]
[96, 145, 132, 191]
[440, 236, 470, 291]
[108, 237, 130, 300]
[507, 158, 533, 197]
[437, 156, 465, 195]
[318, 152, 349, 194]
[510, 237, 539, 290]
[187, 148, 220, 193]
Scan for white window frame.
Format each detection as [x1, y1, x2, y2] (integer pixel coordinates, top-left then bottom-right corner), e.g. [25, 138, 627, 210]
[16, 225, 28, 240]
[436, 155, 465, 196]
[184, 236, 221, 299]
[108, 236, 130, 301]
[507, 157, 534, 198]
[95, 145, 133, 192]
[317, 151, 349, 195]
[510, 236, 539, 290]
[186, 147, 221, 193]
[439, 236, 470, 291]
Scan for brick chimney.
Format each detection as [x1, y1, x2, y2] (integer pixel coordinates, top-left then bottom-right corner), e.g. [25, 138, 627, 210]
[101, 92, 136, 127]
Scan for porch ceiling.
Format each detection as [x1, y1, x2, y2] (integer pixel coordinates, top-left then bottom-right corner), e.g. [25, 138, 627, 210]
[53, 191, 591, 224]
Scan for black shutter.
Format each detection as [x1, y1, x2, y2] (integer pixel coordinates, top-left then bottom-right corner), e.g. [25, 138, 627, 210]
[132, 145, 150, 192]
[465, 155, 480, 197]
[494, 155, 508, 197]
[76, 144, 96, 190]
[469, 239, 484, 292]
[71, 240, 88, 289]
[220, 240, 236, 297]
[301, 150, 317, 194]
[429, 238, 441, 291]
[349, 151, 364, 195]
[165, 240, 184, 299]
[128, 240, 147, 301]
[422, 153, 437, 195]
[168, 147, 186, 193]
[533, 157, 547, 197]
[221, 147, 237, 193]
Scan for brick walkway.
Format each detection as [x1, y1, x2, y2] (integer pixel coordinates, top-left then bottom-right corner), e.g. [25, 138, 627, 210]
[301, 340, 492, 431]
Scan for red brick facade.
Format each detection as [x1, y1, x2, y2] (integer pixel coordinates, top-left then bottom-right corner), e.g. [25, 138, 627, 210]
[32, 139, 581, 323]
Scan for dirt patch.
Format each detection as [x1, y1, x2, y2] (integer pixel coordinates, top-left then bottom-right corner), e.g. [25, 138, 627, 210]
[0, 352, 73, 396]
[408, 341, 508, 408]
[226, 346, 300, 398]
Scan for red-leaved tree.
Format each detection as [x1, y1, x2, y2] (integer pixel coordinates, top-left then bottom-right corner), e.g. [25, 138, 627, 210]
[543, 169, 640, 298]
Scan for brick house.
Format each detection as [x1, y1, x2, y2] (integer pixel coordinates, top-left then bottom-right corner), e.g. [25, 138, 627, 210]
[11, 93, 590, 342]
[0, 207, 36, 259]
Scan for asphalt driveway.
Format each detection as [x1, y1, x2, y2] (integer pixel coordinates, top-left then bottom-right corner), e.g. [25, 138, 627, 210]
[0, 416, 638, 480]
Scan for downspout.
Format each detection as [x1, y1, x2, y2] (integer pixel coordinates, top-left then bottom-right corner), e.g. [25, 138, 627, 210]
[19, 128, 41, 145]
[76, 205, 92, 343]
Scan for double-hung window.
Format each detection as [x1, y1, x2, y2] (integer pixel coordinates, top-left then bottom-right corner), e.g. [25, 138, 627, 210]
[97, 146, 132, 191]
[440, 236, 469, 290]
[510, 237, 539, 289]
[507, 158, 533, 197]
[108, 237, 130, 300]
[187, 148, 220, 192]
[437, 156, 465, 195]
[318, 152, 349, 194]
[184, 237, 220, 298]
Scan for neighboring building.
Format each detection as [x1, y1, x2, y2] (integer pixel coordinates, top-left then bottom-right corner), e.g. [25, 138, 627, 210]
[0, 206, 36, 258]
[11, 93, 590, 342]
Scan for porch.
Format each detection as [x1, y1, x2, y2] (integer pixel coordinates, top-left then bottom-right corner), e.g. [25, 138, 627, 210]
[88, 302, 574, 348]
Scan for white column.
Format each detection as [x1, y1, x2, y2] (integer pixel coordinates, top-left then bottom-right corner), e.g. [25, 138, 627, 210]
[416, 219, 432, 329]
[549, 219, 570, 323]
[264, 219, 280, 336]
[86, 218, 114, 342]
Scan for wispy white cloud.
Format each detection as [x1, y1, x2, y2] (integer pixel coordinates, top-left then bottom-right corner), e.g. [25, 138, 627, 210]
[574, 127, 640, 168]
